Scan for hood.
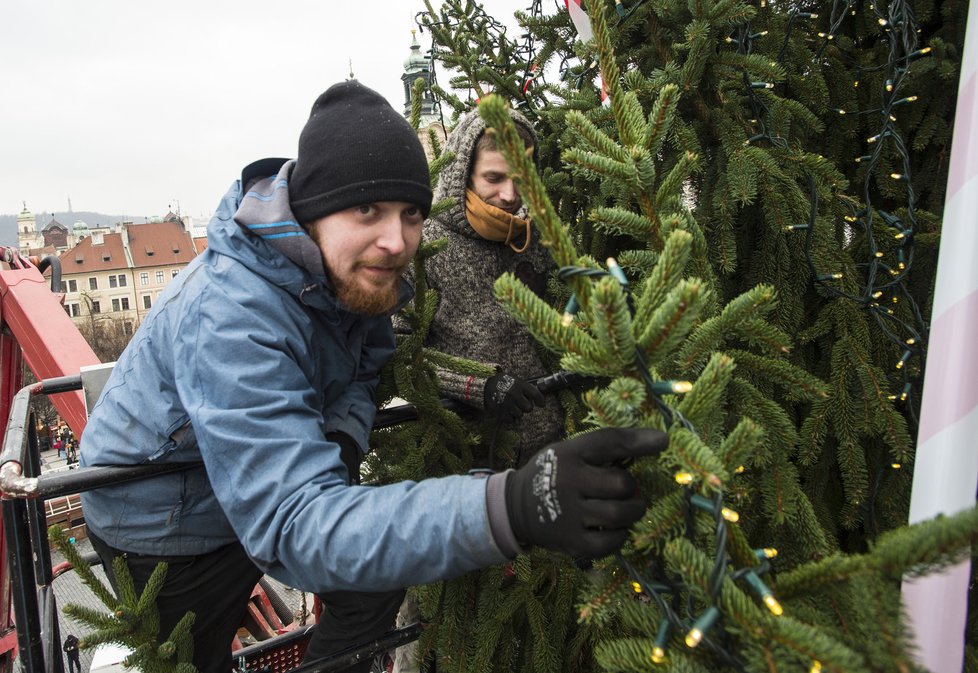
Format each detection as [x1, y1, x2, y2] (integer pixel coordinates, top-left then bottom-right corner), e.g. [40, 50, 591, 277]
[205, 159, 413, 314]
[432, 107, 537, 237]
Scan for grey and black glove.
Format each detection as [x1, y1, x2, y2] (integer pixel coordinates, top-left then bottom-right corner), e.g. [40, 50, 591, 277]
[484, 372, 545, 423]
[504, 427, 668, 559]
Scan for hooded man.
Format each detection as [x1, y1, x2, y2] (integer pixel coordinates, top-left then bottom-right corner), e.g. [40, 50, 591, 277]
[419, 107, 565, 462]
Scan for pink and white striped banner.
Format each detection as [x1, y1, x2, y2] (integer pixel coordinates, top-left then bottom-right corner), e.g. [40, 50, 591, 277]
[902, 3, 978, 671]
[564, 0, 610, 106]
[566, 0, 594, 41]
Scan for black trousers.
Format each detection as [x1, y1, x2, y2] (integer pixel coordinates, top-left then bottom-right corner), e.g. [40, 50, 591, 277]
[89, 533, 404, 673]
[305, 588, 406, 672]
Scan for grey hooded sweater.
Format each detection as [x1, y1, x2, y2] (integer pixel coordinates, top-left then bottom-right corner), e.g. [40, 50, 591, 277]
[420, 108, 565, 460]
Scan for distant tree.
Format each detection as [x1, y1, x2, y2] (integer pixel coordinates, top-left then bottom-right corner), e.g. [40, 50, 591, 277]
[22, 368, 59, 438]
[76, 292, 134, 364]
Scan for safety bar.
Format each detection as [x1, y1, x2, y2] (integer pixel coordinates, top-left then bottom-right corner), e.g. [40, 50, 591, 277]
[0, 376, 197, 499]
[3, 371, 586, 496]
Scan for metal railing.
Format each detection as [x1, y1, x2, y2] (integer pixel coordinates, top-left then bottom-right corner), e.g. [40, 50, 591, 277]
[0, 375, 430, 673]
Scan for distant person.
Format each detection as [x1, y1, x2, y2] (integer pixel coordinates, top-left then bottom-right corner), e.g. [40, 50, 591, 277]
[66, 442, 78, 468]
[37, 422, 51, 452]
[63, 634, 80, 673]
[79, 80, 667, 673]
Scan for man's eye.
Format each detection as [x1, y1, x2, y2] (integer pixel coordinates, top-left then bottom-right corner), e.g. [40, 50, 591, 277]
[357, 205, 375, 215]
[404, 206, 420, 217]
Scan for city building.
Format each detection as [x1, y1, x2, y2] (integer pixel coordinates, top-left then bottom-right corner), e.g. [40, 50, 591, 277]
[42, 218, 70, 250]
[16, 203, 45, 255]
[55, 220, 196, 332]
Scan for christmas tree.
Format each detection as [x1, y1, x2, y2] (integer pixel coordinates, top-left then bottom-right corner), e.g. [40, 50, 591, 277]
[368, 1, 977, 671]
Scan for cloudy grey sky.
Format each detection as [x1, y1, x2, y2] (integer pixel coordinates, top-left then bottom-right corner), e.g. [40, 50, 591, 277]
[2, 1, 529, 222]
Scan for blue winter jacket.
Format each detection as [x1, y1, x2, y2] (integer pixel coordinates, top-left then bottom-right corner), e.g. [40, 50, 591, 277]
[80, 162, 509, 592]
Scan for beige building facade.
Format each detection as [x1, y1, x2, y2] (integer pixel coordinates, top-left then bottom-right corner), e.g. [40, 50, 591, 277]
[56, 219, 198, 332]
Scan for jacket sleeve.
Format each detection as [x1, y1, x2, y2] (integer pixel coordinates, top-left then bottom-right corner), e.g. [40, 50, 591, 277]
[434, 365, 495, 409]
[177, 288, 509, 593]
[323, 316, 393, 453]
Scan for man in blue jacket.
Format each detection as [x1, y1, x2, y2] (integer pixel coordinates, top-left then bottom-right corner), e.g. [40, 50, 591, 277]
[80, 80, 668, 673]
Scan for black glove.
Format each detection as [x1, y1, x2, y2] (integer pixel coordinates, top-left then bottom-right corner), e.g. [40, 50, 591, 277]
[326, 432, 361, 485]
[505, 427, 668, 559]
[484, 372, 545, 423]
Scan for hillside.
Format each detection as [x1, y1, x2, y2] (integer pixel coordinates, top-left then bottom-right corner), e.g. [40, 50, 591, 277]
[0, 211, 154, 248]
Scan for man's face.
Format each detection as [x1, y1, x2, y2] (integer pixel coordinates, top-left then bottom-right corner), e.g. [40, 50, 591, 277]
[307, 201, 423, 315]
[469, 147, 522, 214]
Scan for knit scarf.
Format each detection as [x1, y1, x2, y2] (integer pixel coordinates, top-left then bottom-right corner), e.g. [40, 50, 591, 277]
[465, 189, 531, 252]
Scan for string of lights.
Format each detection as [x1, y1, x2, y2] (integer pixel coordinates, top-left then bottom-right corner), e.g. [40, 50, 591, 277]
[735, 0, 930, 431]
[416, 1, 551, 116]
[725, 0, 934, 545]
[558, 259, 788, 668]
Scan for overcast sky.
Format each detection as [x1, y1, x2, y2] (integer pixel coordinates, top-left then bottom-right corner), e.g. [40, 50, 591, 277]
[2, 1, 530, 222]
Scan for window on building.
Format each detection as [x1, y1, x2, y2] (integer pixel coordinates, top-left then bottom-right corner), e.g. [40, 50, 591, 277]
[91, 300, 101, 314]
[111, 297, 130, 312]
[156, 271, 165, 284]
[63, 279, 78, 293]
[140, 272, 149, 285]
[142, 295, 152, 310]
[109, 275, 117, 289]
[108, 273, 127, 288]
[89, 277, 98, 291]
[64, 303, 80, 318]
[171, 269, 180, 278]
[119, 274, 127, 287]
[123, 321, 134, 335]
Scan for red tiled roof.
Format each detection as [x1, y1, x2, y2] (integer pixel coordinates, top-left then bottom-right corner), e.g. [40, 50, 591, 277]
[193, 236, 208, 253]
[60, 232, 128, 273]
[32, 244, 59, 259]
[127, 222, 196, 268]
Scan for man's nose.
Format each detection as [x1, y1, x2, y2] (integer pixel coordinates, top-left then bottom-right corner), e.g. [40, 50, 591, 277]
[375, 215, 407, 255]
[498, 180, 519, 204]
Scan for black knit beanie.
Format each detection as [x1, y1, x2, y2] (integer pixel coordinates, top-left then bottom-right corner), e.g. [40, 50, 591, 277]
[289, 80, 433, 224]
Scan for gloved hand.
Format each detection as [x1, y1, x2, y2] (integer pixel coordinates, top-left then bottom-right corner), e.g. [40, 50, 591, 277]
[326, 432, 361, 485]
[505, 427, 668, 559]
[484, 372, 545, 423]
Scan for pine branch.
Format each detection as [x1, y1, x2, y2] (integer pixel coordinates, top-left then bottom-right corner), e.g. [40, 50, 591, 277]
[775, 506, 978, 598]
[49, 526, 197, 673]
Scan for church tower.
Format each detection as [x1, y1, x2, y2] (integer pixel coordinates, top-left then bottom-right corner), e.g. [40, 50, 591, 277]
[16, 203, 43, 254]
[401, 30, 440, 128]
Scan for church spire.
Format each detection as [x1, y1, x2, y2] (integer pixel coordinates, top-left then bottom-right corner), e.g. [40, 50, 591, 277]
[401, 29, 439, 126]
